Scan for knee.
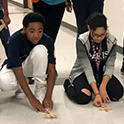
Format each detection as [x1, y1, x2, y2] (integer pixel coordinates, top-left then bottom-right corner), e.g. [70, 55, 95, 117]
[75, 89, 91, 104]
[109, 85, 124, 101]
[31, 45, 48, 59]
[0, 74, 18, 92]
[81, 88, 91, 96]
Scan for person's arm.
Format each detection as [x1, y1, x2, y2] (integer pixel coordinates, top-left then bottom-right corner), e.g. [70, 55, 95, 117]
[104, 43, 116, 80]
[76, 39, 96, 84]
[65, 0, 72, 12]
[92, 43, 116, 105]
[99, 42, 116, 103]
[43, 63, 56, 110]
[99, 75, 110, 103]
[1, 0, 11, 26]
[77, 38, 102, 106]
[90, 82, 102, 107]
[12, 66, 45, 113]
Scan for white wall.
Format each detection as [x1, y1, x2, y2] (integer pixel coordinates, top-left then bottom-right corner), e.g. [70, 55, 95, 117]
[62, 9, 76, 27]
[62, 0, 124, 47]
[12, 0, 23, 4]
[104, 0, 124, 47]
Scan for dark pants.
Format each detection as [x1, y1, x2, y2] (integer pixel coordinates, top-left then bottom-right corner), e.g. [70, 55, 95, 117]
[72, 0, 104, 34]
[64, 73, 123, 104]
[0, 10, 10, 57]
[33, 0, 65, 43]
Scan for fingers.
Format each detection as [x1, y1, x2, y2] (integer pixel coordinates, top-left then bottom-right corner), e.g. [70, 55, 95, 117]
[33, 103, 45, 113]
[107, 96, 111, 102]
[93, 102, 101, 107]
[3, 16, 11, 26]
[34, 107, 39, 113]
[95, 102, 101, 107]
[103, 95, 111, 104]
[36, 106, 45, 113]
[93, 100, 102, 107]
[44, 102, 50, 108]
[93, 96, 102, 107]
[44, 102, 53, 110]
[66, 6, 72, 12]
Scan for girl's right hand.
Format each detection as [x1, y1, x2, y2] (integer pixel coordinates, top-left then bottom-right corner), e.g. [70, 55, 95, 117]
[93, 94, 102, 107]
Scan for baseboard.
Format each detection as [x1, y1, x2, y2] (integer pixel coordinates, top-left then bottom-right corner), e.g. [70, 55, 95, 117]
[8, 0, 24, 8]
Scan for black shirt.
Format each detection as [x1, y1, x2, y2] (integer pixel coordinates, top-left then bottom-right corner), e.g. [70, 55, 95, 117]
[89, 36, 108, 73]
[5, 29, 56, 68]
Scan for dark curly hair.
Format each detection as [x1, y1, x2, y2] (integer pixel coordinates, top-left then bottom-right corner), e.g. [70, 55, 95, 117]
[23, 12, 45, 29]
[86, 12, 107, 31]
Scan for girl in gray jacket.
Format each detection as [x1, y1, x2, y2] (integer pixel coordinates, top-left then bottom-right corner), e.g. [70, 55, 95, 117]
[64, 12, 123, 107]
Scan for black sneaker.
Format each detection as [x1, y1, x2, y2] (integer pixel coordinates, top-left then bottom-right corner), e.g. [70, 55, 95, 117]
[28, 77, 34, 84]
[63, 79, 70, 90]
[121, 64, 124, 75]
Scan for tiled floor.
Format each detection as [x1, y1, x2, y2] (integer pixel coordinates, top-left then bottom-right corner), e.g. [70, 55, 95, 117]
[0, 2, 124, 124]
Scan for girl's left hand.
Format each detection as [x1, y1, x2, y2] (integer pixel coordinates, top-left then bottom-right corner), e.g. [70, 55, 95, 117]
[99, 86, 110, 104]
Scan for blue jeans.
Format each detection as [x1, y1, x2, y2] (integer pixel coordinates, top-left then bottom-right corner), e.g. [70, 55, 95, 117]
[72, 0, 104, 35]
[0, 10, 10, 57]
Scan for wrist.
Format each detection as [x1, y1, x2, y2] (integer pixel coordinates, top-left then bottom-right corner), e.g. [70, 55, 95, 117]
[4, 11, 9, 16]
[45, 94, 52, 100]
[95, 93, 100, 96]
[99, 85, 106, 91]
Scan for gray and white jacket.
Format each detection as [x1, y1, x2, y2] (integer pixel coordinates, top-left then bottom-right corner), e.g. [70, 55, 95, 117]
[69, 31, 117, 84]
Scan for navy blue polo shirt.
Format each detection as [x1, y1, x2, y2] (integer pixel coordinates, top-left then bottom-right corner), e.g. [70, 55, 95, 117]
[6, 29, 56, 68]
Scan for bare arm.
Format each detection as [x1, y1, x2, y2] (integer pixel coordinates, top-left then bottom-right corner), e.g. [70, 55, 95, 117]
[90, 82, 99, 95]
[90, 76, 111, 106]
[90, 82, 102, 107]
[99, 43, 116, 103]
[12, 66, 45, 112]
[99, 75, 110, 103]
[1, 0, 11, 26]
[43, 63, 56, 110]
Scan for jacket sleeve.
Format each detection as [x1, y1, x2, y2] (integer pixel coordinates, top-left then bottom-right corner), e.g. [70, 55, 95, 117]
[104, 43, 116, 78]
[76, 39, 96, 84]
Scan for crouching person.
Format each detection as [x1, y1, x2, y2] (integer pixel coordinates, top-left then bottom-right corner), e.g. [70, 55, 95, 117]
[0, 12, 56, 112]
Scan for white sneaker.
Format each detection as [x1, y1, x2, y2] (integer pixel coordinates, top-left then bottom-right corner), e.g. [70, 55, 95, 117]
[15, 89, 26, 100]
[34, 85, 46, 103]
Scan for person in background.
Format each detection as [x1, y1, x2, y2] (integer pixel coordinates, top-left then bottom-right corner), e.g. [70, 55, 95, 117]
[63, 12, 123, 107]
[0, 12, 57, 112]
[0, 0, 11, 56]
[30, 0, 72, 84]
[66, 0, 104, 35]
[32, 0, 72, 44]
